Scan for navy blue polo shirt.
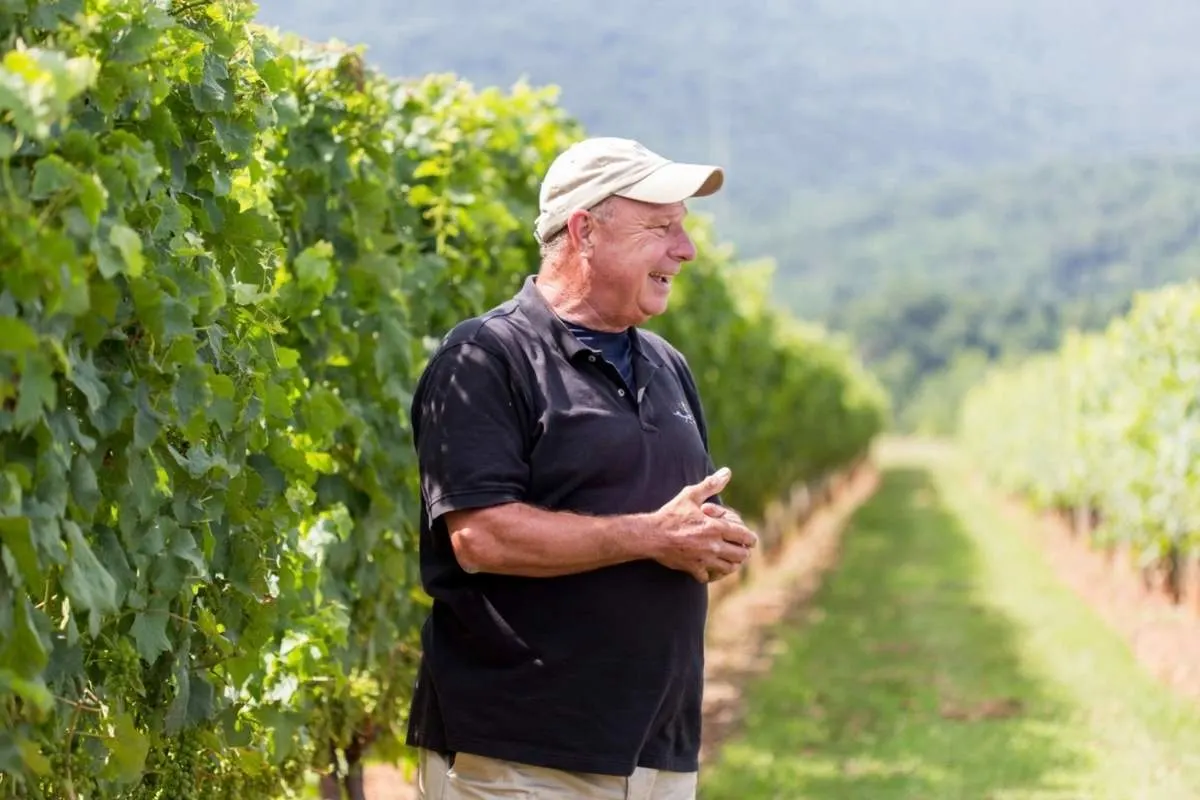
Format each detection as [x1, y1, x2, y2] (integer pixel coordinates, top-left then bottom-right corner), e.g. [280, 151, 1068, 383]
[404, 275, 721, 777]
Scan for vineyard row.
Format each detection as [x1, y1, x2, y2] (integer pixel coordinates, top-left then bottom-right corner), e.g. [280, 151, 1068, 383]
[958, 278, 1200, 612]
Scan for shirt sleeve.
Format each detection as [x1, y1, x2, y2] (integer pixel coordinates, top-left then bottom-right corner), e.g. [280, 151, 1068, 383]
[412, 340, 530, 521]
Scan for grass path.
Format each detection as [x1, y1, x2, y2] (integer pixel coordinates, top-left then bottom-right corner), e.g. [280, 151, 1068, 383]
[699, 441, 1200, 799]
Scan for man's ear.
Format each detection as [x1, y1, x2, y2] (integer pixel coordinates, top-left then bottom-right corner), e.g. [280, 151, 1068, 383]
[565, 210, 596, 256]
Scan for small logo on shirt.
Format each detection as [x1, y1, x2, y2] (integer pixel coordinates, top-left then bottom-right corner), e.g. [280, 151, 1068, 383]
[673, 402, 696, 426]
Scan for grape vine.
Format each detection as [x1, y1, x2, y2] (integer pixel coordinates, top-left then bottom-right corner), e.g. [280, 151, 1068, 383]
[958, 279, 1200, 594]
[0, 1, 887, 797]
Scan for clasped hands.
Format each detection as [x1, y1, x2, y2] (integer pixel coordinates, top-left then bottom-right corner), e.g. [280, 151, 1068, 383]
[652, 466, 759, 584]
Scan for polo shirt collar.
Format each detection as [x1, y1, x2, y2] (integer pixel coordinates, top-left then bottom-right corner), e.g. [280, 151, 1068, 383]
[516, 275, 589, 359]
[515, 275, 663, 368]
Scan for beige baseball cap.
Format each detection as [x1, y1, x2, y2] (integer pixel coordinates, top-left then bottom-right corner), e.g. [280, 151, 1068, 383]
[534, 137, 724, 243]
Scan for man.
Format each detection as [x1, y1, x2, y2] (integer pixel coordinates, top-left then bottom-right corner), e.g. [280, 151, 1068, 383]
[406, 136, 759, 799]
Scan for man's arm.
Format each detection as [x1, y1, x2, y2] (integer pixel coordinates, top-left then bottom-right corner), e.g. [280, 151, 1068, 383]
[445, 469, 754, 581]
[445, 504, 656, 577]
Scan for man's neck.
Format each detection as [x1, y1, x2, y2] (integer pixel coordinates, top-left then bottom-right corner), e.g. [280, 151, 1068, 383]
[534, 271, 628, 333]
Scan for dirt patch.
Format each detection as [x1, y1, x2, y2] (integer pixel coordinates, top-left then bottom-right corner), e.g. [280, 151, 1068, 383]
[360, 766, 415, 800]
[355, 463, 880, 798]
[988, 484, 1200, 708]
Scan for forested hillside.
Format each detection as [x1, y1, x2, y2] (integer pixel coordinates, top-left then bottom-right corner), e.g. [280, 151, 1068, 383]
[252, 0, 1200, 242]
[251, 0, 1200, 431]
[792, 157, 1200, 430]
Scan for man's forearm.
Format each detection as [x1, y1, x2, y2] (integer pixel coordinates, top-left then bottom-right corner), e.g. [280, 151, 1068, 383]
[444, 503, 663, 577]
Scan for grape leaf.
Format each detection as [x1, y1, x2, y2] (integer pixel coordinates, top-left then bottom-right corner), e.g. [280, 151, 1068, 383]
[130, 604, 171, 665]
[61, 521, 118, 615]
[102, 709, 149, 783]
[0, 516, 42, 591]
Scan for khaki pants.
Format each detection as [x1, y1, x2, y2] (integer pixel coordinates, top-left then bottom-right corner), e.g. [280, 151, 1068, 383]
[416, 748, 698, 800]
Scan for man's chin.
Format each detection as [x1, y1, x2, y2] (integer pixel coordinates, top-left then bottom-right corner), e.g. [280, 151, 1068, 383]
[639, 299, 670, 321]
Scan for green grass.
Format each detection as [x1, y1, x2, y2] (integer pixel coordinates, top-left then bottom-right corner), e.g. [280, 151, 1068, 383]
[699, 442, 1200, 799]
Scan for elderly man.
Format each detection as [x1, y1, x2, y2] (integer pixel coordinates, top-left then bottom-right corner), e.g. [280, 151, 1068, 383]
[406, 137, 759, 799]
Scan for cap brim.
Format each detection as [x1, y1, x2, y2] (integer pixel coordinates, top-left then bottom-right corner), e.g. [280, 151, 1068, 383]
[615, 162, 724, 204]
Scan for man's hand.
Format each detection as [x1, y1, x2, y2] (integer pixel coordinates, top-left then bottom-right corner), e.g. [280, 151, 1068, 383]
[649, 468, 759, 583]
[700, 503, 755, 582]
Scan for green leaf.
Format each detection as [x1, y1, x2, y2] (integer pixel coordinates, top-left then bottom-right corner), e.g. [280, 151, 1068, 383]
[78, 172, 108, 226]
[0, 733, 23, 776]
[67, 346, 109, 413]
[70, 452, 100, 518]
[0, 318, 39, 354]
[190, 52, 231, 113]
[13, 351, 56, 430]
[0, 516, 43, 591]
[133, 403, 160, 450]
[168, 525, 207, 575]
[303, 387, 347, 441]
[95, 527, 135, 608]
[30, 516, 66, 569]
[102, 709, 150, 783]
[129, 276, 165, 338]
[246, 454, 285, 501]
[106, 223, 146, 277]
[294, 241, 334, 290]
[0, 467, 23, 515]
[30, 154, 78, 199]
[28, 0, 85, 32]
[0, 594, 49, 679]
[186, 670, 216, 725]
[17, 737, 51, 777]
[276, 346, 300, 370]
[212, 114, 255, 156]
[89, 277, 121, 322]
[265, 381, 291, 420]
[208, 373, 236, 433]
[232, 282, 269, 305]
[204, 265, 228, 317]
[130, 604, 171, 664]
[162, 296, 194, 340]
[164, 656, 190, 735]
[0, 671, 53, 715]
[53, 260, 91, 319]
[173, 363, 211, 425]
[61, 521, 119, 615]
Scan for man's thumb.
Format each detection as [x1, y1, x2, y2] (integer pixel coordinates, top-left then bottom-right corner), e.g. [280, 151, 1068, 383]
[687, 467, 731, 501]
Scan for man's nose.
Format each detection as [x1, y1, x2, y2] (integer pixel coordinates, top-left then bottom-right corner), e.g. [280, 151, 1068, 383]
[671, 230, 697, 262]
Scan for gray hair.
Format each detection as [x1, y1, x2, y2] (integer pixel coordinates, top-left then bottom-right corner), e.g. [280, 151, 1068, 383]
[537, 196, 618, 264]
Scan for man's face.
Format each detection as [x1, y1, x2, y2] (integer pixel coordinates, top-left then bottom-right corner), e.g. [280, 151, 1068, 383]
[586, 197, 697, 327]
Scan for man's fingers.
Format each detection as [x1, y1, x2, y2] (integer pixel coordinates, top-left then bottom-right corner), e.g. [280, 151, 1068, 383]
[700, 503, 759, 550]
[683, 467, 731, 503]
[715, 520, 757, 549]
[709, 542, 749, 567]
[704, 556, 740, 580]
[734, 527, 759, 549]
[704, 502, 752, 531]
